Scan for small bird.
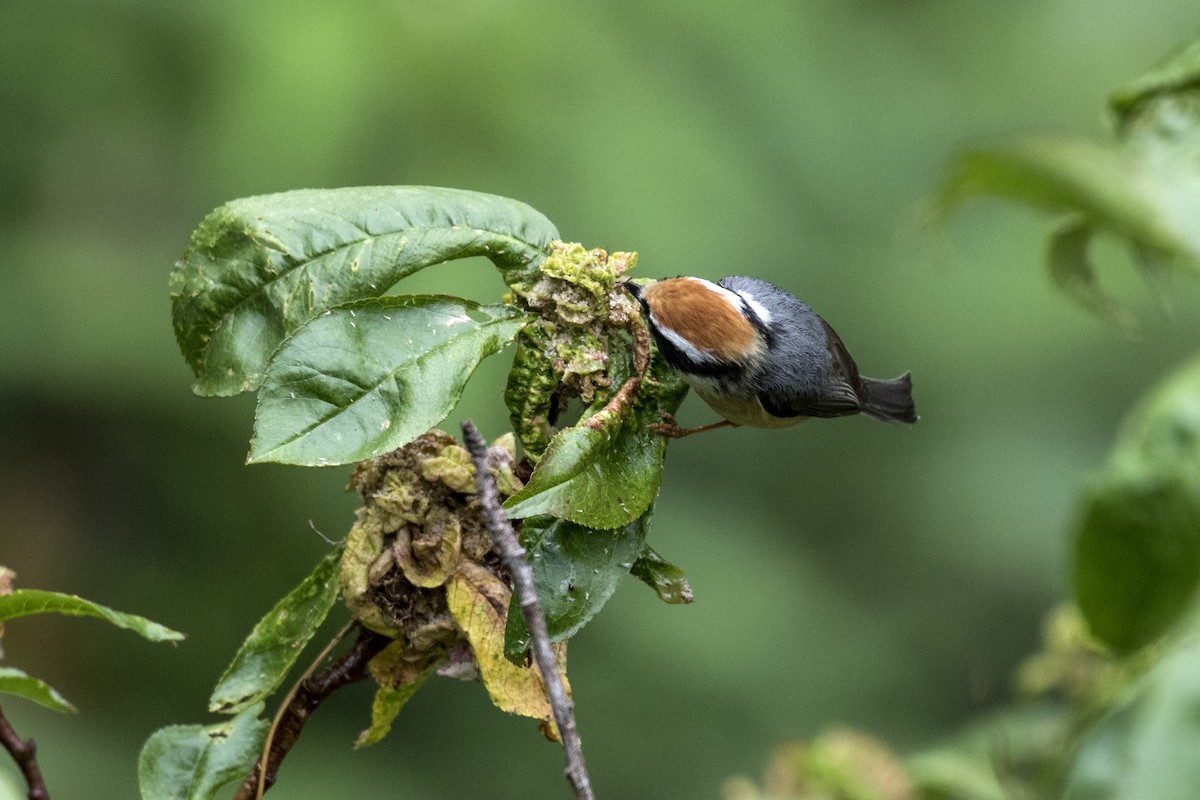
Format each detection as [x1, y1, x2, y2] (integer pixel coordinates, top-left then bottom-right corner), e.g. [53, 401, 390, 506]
[624, 276, 916, 436]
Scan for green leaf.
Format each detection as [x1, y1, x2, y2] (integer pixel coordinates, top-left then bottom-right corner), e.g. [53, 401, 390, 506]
[1074, 470, 1200, 653]
[249, 296, 530, 466]
[502, 411, 666, 530]
[1110, 37, 1200, 120]
[1062, 636, 1200, 799]
[0, 666, 76, 713]
[937, 135, 1200, 263]
[171, 186, 559, 397]
[138, 704, 268, 800]
[353, 664, 435, 749]
[1074, 359, 1200, 653]
[1047, 216, 1139, 330]
[209, 549, 342, 714]
[0, 589, 184, 642]
[630, 545, 694, 605]
[503, 514, 648, 660]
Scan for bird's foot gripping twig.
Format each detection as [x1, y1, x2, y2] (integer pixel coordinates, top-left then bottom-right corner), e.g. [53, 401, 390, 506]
[647, 413, 734, 439]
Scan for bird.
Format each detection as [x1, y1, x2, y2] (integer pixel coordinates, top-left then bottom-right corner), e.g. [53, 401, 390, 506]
[623, 275, 916, 436]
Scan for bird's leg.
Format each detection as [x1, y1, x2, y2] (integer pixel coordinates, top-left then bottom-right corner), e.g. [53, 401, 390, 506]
[648, 414, 735, 439]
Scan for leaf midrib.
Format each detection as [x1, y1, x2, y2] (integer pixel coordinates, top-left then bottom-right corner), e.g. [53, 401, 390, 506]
[255, 308, 513, 456]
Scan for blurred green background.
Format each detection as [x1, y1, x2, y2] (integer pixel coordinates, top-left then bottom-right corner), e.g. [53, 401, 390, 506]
[4, 1, 1200, 798]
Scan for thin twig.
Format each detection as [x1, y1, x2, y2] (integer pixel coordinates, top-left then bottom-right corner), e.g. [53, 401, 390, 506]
[232, 623, 389, 800]
[461, 420, 597, 800]
[0, 703, 49, 800]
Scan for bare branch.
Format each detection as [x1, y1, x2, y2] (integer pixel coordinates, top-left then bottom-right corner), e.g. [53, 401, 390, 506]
[232, 624, 390, 800]
[461, 420, 597, 800]
[0, 703, 49, 800]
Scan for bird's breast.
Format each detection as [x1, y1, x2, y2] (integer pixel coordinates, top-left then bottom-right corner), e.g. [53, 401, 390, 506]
[687, 378, 809, 429]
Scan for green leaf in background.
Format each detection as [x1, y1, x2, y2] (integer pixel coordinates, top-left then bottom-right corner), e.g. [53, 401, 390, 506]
[0, 589, 184, 642]
[1074, 471, 1200, 653]
[1074, 359, 1200, 653]
[171, 186, 559, 397]
[209, 549, 342, 714]
[937, 37, 1200, 329]
[138, 704, 268, 800]
[1110, 37, 1200, 122]
[0, 666, 76, 713]
[249, 296, 530, 466]
[503, 514, 648, 660]
[937, 135, 1200, 263]
[630, 545, 694, 605]
[503, 418, 665, 529]
[1047, 216, 1140, 331]
[1062, 636, 1200, 800]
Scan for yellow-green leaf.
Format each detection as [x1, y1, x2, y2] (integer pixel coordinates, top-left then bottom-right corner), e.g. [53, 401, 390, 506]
[445, 561, 567, 727]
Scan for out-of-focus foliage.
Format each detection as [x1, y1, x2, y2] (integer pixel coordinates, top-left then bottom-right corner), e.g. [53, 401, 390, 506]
[1074, 359, 1200, 653]
[937, 36, 1200, 330]
[722, 732, 912, 800]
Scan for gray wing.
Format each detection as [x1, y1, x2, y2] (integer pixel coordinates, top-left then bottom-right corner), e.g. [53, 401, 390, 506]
[719, 276, 867, 419]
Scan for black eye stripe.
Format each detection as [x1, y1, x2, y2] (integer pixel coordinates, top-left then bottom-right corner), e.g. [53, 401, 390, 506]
[644, 321, 742, 379]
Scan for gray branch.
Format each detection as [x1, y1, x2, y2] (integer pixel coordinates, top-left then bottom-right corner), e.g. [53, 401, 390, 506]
[460, 420, 596, 800]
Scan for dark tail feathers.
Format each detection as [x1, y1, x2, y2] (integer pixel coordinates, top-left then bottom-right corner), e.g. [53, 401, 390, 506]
[861, 372, 917, 424]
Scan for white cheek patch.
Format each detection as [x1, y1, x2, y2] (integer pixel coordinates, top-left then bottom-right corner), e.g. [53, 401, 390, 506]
[690, 277, 773, 327]
[649, 311, 724, 363]
[735, 292, 772, 325]
[689, 278, 746, 316]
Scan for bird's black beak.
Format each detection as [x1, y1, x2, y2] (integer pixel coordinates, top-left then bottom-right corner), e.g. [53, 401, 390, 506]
[620, 280, 642, 300]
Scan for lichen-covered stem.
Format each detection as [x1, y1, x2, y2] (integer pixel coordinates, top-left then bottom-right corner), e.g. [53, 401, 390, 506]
[461, 420, 596, 800]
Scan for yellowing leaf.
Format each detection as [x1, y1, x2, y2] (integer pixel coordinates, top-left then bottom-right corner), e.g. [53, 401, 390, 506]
[445, 561, 568, 731]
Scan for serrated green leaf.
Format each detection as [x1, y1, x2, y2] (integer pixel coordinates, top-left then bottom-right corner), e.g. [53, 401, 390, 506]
[1074, 359, 1200, 653]
[249, 296, 530, 466]
[209, 550, 342, 714]
[171, 186, 559, 397]
[353, 664, 435, 749]
[630, 545, 694, 605]
[1062, 636, 1200, 799]
[138, 704, 268, 800]
[0, 666, 76, 713]
[503, 514, 648, 660]
[0, 589, 184, 642]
